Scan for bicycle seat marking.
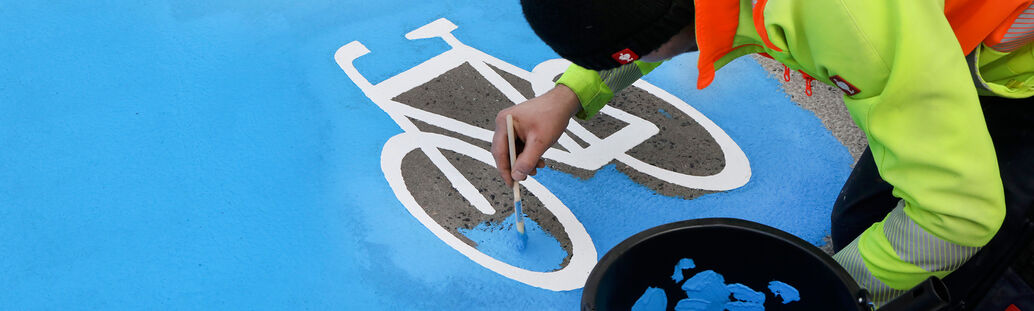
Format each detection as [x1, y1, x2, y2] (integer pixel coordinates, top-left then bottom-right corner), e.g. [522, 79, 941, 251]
[335, 18, 751, 291]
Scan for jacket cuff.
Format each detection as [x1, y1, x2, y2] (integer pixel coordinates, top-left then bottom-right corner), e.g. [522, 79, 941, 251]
[555, 64, 614, 120]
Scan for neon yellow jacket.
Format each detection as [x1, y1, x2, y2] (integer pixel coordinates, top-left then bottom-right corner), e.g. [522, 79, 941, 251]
[555, 0, 1033, 306]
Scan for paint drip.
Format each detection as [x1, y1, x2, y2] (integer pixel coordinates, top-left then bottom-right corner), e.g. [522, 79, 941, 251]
[634, 259, 800, 311]
[457, 213, 567, 272]
[768, 281, 800, 304]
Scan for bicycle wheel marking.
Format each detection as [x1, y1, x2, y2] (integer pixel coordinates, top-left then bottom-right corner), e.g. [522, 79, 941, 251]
[382, 132, 597, 291]
[399, 141, 576, 263]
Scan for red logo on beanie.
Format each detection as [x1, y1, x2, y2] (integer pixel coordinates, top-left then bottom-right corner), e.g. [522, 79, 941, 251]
[611, 48, 639, 65]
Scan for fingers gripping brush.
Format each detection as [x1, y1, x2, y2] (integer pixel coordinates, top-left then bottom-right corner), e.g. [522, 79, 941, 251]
[506, 115, 529, 251]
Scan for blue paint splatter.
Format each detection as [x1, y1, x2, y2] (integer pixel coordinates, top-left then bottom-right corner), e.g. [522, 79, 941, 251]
[631, 287, 667, 311]
[457, 213, 568, 272]
[658, 108, 673, 119]
[768, 281, 801, 304]
[671, 258, 696, 282]
[727, 283, 765, 304]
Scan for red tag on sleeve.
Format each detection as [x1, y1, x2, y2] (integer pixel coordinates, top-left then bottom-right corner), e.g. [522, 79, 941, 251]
[830, 75, 861, 96]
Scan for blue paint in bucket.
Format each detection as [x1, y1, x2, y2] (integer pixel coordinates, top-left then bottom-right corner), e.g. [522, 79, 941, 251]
[632, 259, 800, 311]
[768, 281, 801, 304]
[630, 287, 667, 311]
[725, 301, 766, 311]
[671, 258, 696, 282]
[674, 298, 711, 311]
[681, 270, 731, 310]
[727, 283, 765, 303]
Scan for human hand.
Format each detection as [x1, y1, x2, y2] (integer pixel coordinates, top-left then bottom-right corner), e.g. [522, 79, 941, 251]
[492, 84, 581, 187]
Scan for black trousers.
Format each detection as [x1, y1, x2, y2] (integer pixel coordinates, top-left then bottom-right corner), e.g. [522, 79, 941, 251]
[829, 96, 1034, 309]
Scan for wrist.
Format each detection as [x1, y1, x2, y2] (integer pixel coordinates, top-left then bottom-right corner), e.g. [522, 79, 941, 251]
[551, 84, 582, 118]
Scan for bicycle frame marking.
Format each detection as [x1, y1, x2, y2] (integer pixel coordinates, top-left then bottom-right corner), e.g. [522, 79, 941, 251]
[336, 18, 750, 190]
[334, 17, 752, 291]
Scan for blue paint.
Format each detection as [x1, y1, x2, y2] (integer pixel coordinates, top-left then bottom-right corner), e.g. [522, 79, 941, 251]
[458, 214, 568, 272]
[658, 108, 674, 119]
[0, 0, 851, 308]
[671, 258, 696, 282]
[516, 227, 529, 251]
[515, 201, 528, 251]
[634, 259, 798, 311]
[725, 301, 766, 311]
[631, 287, 667, 311]
[681, 270, 730, 310]
[727, 283, 766, 304]
[768, 281, 801, 304]
[675, 298, 711, 311]
[682, 270, 725, 292]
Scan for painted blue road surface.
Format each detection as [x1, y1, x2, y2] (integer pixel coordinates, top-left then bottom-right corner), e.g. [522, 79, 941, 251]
[458, 215, 568, 272]
[1, 0, 852, 309]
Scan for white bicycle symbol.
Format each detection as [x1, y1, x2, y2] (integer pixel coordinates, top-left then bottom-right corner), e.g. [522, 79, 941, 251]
[334, 18, 751, 291]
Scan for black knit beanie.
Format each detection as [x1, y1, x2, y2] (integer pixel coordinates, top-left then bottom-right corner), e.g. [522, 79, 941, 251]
[520, 0, 694, 70]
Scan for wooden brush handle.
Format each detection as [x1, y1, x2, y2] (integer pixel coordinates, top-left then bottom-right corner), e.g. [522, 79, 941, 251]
[505, 115, 521, 202]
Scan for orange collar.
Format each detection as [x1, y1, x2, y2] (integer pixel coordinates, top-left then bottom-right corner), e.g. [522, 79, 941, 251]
[694, 0, 779, 89]
[693, 0, 743, 89]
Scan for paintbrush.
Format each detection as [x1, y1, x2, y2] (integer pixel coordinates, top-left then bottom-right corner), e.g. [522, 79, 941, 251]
[506, 114, 528, 251]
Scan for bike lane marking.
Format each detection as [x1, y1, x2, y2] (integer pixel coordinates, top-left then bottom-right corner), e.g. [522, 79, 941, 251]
[340, 19, 756, 291]
[344, 13, 849, 304]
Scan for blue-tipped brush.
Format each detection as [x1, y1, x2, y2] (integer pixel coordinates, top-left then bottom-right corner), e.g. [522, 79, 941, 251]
[513, 184, 528, 250]
[506, 115, 529, 251]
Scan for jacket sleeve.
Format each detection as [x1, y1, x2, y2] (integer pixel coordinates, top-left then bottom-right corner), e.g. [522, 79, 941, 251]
[555, 60, 663, 120]
[828, 0, 1007, 306]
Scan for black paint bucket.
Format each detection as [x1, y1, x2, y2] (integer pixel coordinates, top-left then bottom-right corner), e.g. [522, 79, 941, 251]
[581, 218, 870, 311]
